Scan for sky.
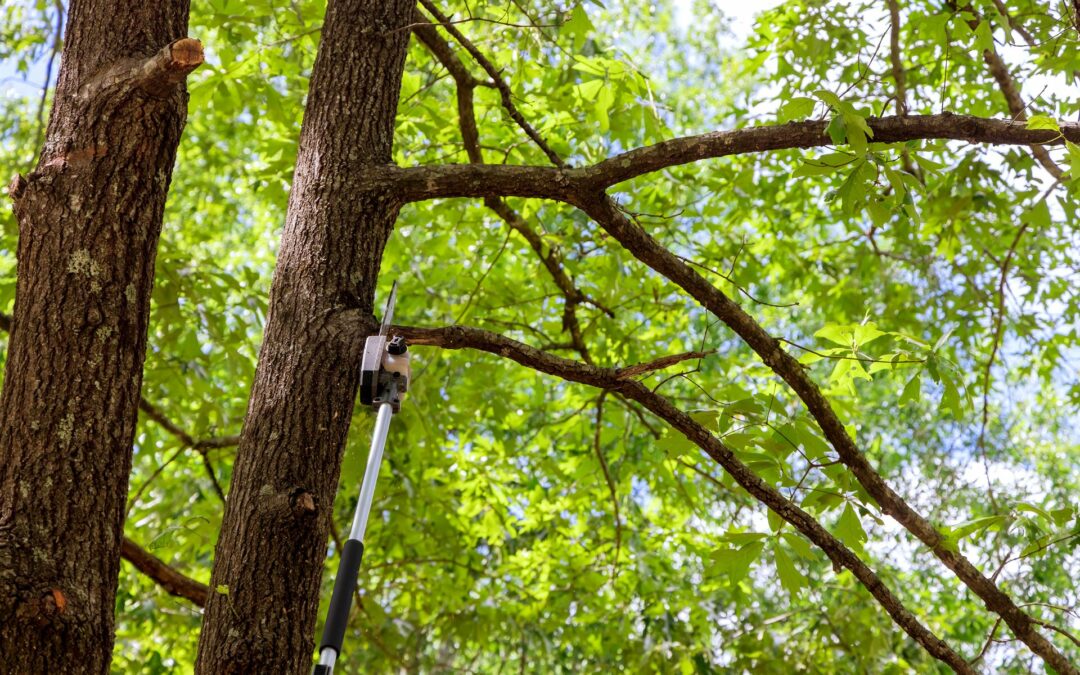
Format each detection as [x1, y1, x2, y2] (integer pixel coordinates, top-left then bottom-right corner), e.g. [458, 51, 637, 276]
[677, 0, 786, 37]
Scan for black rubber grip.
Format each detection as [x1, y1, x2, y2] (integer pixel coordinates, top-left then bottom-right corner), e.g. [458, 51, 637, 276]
[312, 665, 332, 675]
[319, 539, 365, 653]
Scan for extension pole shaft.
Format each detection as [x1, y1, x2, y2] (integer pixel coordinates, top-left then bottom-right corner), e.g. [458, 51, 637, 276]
[314, 402, 394, 674]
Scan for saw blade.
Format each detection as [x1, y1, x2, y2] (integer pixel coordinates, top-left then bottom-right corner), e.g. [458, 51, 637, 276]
[379, 281, 398, 338]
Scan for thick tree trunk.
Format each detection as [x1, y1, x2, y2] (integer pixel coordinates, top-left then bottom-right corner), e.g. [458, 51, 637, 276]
[0, 1, 199, 673]
[195, 1, 413, 672]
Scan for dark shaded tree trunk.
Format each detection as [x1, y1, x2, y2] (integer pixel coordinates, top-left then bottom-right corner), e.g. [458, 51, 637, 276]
[0, 1, 200, 672]
[195, 1, 414, 672]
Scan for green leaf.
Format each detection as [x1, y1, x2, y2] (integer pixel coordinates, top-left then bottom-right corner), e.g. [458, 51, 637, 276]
[949, 515, 1008, 542]
[826, 115, 847, 145]
[661, 430, 696, 458]
[773, 545, 805, 596]
[815, 323, 852, 347]
[974, 21, 994, 52]
[566, 4, 595, 42]
[834, 503, 868, 551]
[1016, 502, 1052, 523]
[767, 508, 784, 533]
[851, 322, 885, 347]
[1066, 141, 1080, 179]
[794, 419, 832, 462]
[940, 371, 964, 418]
[713, 540, 765, 582]
[594, 84, 615, 132]
[576, 79, 604, 100]
[814, 89, 843, 110]
[900, 372, 922, 405]
[782, 532, 815, 560]
[912, 155, 945, 173]
[1024, 199, 1051, 229]
[1025, 115, 1059, 132]
[689, 410, 719, 432]
[778, 97, 815, 122]
[1050, 507, 1075, 527]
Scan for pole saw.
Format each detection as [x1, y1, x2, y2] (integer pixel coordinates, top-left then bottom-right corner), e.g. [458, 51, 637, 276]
[313, 283, 410, 675]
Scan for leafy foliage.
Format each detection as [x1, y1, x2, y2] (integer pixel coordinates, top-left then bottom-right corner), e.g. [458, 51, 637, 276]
[1, 0, 1079, 672]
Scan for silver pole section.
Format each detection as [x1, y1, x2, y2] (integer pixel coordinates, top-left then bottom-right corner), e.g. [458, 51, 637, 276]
[349, 402, 393, 542]
[314, 401, 395, 675]
[317, 649, 337, 671]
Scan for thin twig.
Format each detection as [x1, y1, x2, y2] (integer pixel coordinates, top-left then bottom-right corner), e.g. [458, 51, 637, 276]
[591, 392, 622, 581]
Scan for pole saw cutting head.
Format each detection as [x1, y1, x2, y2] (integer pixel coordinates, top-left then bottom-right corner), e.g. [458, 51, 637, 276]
[359, 282, 410, 412]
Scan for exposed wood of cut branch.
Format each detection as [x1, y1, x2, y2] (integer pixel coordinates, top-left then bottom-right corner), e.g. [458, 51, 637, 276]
[78, 37, 204, 100]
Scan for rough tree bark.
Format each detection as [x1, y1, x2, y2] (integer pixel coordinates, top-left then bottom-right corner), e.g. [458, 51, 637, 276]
[195, 1, 414, 672]
[0, 1, 200, 672]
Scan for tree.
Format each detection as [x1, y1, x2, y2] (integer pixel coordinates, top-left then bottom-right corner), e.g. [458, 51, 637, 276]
[195, 0, 415, 671]
[0, 0, 200, 672]
[1, 0, 1079, 673]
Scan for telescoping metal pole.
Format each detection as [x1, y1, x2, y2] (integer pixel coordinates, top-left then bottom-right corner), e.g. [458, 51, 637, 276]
[314, 396, 395, 675]
[313, 283, 409, 675]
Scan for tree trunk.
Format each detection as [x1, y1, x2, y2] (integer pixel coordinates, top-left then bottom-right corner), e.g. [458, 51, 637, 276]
[0, 1, 200, 672]
[195, 1, 413, 672]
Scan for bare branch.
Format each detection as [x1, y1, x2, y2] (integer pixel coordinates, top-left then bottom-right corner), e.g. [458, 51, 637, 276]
[137, 398, 240, 451]
[887, 0, 908, 116]
[591, 393, 622, 581]
[413, 11, 610, 367]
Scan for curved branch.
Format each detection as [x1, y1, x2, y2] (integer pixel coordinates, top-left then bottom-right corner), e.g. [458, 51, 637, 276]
[413, 11, 610, 368]
[137, 398, 240, 451]
[121, 537, 208, 607]
[399, 324, 973, 673]
[571, 192, 1078, 675]
[578, 114, 1073, 189]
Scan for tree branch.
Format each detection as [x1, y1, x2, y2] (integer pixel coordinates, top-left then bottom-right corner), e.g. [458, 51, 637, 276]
[615, 349, 715, 378]
[137, 397, 240, 451]
[591, 392, 622, 581]
[397, 324, 973, 673]
[570, 192, 1077, 674]
[576, 114, 1073, 190]
[417, 0, 565, 167]
[949, 1, 1064, 178]
[887, 0, 909, 116]
[121, 536, 208, 607]
[78, 38, 204, 101]
[379, 63, 1078, 667]
[413, 11, 610, 368]
[376, 114, 1080, 204]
